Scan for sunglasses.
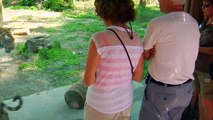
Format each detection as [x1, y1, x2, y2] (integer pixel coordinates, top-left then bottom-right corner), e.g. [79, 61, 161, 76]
[203, 2, 212, 8]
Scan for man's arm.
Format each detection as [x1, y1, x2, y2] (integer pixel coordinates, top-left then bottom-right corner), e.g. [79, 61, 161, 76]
[199, 47, 213, 55]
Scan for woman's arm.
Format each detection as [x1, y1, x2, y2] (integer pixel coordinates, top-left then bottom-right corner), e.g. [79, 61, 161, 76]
[199, 47, 213, 55]
[84, 40, 100, 86]
[132, 54, 144, 82]
[144, 45, 156, 60]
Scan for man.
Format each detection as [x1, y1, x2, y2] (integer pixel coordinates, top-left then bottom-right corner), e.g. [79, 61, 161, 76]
[138, 0, 200, 120]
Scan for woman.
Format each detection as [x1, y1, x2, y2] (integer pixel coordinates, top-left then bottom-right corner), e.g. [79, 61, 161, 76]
[84, 0, 144, 120]
[194, 0, 213, 119]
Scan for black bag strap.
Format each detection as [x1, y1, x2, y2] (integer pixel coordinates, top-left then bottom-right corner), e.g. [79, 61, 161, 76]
[107, 28, 134, 74]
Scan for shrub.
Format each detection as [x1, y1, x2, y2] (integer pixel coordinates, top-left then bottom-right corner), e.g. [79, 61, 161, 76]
[43, 0, 74, 11]
[19, 0, 74, 11]
[16, 43, 27, 54]
[20, 0, 41, 6]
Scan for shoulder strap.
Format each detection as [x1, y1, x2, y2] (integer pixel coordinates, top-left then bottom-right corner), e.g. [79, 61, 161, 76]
[107, 28, 134, 74]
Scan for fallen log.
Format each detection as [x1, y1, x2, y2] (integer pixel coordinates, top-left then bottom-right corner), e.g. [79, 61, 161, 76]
[64, 80, 87, 109]
[12, 28, 31, 35]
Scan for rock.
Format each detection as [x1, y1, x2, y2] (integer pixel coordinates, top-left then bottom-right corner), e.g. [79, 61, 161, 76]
[25, 36, 51, 53]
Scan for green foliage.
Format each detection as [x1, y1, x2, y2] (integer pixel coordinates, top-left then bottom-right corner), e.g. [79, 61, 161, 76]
[136, 5, 163, 23]
[43, 0, 74, 11]
[47, 28, 58, 33]
[37, 47, 49, 59]
[18, 63, 31, 70]
[33, 40, 84, 84]
[50, 70, 79, 86]
[16, 43, 31, 57]
[37, 41, 61, 60]
[62, 19, 104, 34]
[16, 43, 26, 53]
[9, 5, 38, 10]
[20, 0, 38, 6]
[43, 0, 64, 11]
[138, 0, 158, 6]
[63, 11, 96, 19]
[133, 5, 164, 38]
[18, 0, 74, 11]
[52, 41, 61, 49]
[38, 47, 82, 66]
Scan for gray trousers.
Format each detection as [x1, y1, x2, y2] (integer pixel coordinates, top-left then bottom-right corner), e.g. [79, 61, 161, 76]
[138, 80, 193, 120]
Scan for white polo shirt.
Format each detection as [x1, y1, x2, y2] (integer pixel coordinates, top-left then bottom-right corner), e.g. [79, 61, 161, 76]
[143, 12, 200, 84]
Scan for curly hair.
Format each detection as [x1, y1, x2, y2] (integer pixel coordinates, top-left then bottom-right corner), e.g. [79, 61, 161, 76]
[94, 0, 135, 24]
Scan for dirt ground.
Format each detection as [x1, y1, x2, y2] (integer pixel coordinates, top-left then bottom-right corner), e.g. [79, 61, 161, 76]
[0, 8, 71, 101]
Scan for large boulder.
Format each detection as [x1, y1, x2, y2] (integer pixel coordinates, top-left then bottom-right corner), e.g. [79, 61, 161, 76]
[25, 36, 51, 53]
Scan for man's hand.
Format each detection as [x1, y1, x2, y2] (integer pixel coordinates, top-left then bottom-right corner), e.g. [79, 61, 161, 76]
[150, 47, 156, 56]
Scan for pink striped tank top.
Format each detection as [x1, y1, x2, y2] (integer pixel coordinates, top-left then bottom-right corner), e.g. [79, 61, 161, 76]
[86, 26, 144, 114]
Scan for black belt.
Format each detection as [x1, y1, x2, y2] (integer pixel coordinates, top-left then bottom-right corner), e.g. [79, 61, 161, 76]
[146, 74, 192, 87]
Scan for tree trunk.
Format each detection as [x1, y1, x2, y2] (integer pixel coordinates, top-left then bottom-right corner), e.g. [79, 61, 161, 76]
[64, 80, 87, 109]
[184, 0, 203, 24]
[0, 0, 3, 27]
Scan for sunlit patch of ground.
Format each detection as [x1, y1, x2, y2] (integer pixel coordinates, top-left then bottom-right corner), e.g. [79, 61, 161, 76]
[0, 49, 20, 80]
[3, 8, 69, 31]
